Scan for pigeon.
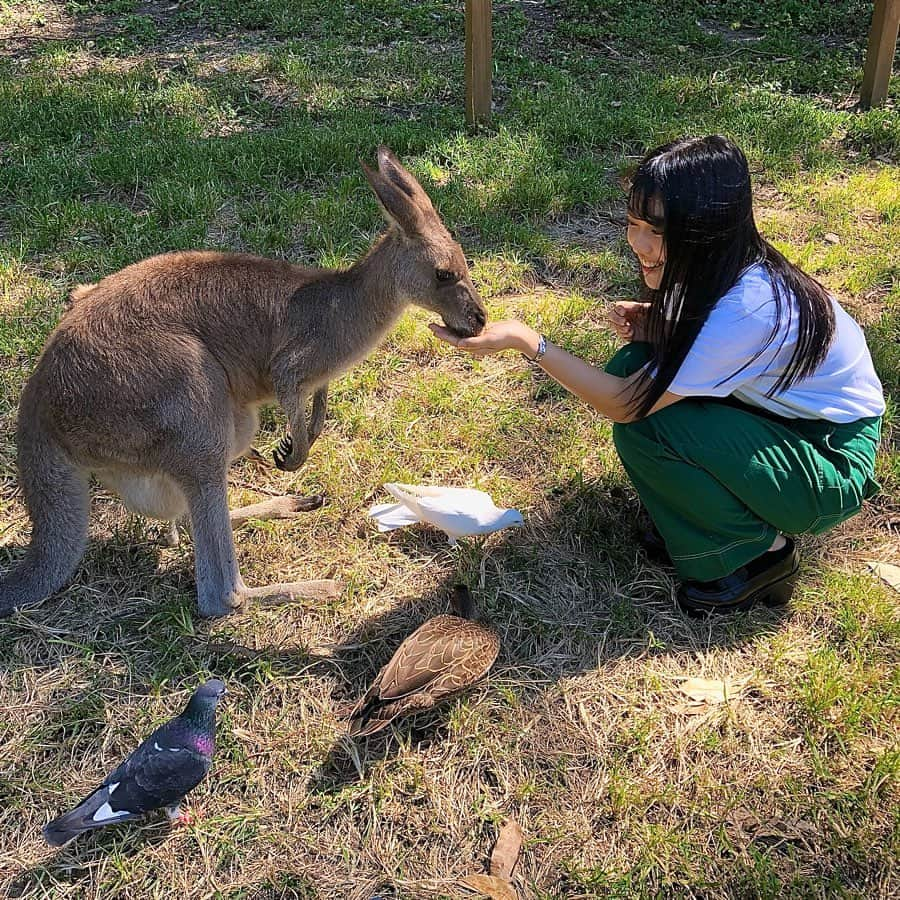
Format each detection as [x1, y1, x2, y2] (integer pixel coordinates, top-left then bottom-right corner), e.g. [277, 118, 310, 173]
[42, 679, 226, 847]
[347, 584, 500, 737]
[367, 483, 524, 545]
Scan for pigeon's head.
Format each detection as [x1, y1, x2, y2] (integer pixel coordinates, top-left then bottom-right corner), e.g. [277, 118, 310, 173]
[180, 679, 226, 734]
[185, 679, 227, 713]
[194, 679, 227, 703]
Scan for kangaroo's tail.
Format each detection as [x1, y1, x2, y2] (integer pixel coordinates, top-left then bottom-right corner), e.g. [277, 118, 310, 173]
[0, 399, 89, 617]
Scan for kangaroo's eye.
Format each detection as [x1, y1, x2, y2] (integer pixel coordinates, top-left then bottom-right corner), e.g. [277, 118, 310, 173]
[436, 268, 456, 283]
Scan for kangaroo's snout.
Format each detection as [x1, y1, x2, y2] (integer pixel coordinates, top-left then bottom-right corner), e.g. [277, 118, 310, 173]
[465, 299, 487, 336]
[440, 283, 487, 338]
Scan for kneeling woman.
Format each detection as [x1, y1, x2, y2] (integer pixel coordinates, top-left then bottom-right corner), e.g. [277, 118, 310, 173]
[430, 135, 885, 616]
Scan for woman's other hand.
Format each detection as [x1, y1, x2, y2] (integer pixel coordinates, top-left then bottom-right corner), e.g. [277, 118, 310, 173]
[429, 319, 540, 358]
[608, 301, 650, 343]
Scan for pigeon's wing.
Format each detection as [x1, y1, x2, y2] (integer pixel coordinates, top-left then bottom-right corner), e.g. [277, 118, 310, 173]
[102, 725, 212, 812]
[367, 501, 422, 532]
[383, 484, 425, 519]
[404, 486, 494, 505]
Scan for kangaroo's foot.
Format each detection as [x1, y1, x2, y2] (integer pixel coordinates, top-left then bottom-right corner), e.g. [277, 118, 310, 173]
[242, 579, 342, 609]
[229, 494, 324, 530]
[199, 579, 341, 618]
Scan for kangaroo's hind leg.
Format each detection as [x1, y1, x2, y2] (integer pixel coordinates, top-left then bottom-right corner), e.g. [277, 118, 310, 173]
[228, 493, 324, 529]
[184, 473, 338, 617]
[183, 474, 245, 617]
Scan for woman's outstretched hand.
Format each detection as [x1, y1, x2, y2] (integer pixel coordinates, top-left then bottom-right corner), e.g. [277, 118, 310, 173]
[429, 319, 540, 358]
[607, 301, 650, 342]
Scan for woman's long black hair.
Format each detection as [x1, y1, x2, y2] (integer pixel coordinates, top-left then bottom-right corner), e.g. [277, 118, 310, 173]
[628, 134, 836, 418]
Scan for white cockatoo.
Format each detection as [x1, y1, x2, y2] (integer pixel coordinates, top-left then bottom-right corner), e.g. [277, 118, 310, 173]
[367, 483, 524, 545]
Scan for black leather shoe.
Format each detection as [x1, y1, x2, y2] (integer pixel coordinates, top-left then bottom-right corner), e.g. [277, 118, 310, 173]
[677, 538, 800, 617]
[636, 521, 672, 566]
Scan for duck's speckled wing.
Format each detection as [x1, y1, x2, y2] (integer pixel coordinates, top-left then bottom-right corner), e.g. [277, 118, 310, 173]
[348, 615, 499, 736]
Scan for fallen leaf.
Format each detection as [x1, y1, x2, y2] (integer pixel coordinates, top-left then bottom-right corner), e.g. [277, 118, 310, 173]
[867, 561, 900, 592]
[490, 819, 524, 880]
[669, 700, 714, 716]
[677, 676, 748, 705]
[460, 874, 518, 900]
[823, 232, 841, 244]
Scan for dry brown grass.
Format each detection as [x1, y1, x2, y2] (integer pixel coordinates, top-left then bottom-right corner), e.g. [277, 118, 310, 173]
[1, 1, 898, 896]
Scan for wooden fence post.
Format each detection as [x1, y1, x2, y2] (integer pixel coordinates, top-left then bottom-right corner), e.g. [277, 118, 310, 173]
[465, 0, 492, 125]
[860, 0, 900, 108]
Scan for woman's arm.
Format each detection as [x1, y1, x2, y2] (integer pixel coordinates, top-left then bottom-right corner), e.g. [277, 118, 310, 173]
[429, 320, 682, 423]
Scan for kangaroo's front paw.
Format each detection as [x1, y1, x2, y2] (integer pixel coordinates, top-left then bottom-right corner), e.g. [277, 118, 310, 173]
[272, 434, 305, 471]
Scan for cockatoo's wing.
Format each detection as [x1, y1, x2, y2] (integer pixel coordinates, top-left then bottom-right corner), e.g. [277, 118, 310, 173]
[367, 501, 422, 532]
[383, 483, 428, 519]
[416, 491, 504, 539]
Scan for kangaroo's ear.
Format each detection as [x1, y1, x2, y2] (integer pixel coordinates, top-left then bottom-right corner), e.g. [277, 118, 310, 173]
[362, 147, 438, 238]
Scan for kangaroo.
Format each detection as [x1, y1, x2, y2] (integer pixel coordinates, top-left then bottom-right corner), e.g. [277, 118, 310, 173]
[0, 146, 486, 618]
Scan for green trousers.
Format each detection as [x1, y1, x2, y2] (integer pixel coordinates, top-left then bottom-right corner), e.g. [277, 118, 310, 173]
[606, 343, 882, 581]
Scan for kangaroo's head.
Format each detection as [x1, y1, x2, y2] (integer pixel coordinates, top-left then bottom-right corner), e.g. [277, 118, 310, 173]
[363, 146, 487, 338]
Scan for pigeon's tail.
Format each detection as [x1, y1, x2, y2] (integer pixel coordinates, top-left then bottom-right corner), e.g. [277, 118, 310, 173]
[43, 788, 137, 847]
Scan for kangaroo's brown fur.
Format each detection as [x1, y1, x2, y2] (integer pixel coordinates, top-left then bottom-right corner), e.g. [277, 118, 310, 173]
[1, 147, 486, 618]
[66, 283, 98, 307]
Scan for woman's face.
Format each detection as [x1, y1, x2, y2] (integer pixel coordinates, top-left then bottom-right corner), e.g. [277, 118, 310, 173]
[626, 211, 666, 290]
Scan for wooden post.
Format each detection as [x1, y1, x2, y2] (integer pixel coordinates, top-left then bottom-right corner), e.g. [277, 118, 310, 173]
[860, 0, 900, 108]
[465, 0, 492, 126]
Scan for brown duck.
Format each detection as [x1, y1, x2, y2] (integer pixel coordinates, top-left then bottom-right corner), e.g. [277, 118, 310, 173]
[347, 584, 500, 737]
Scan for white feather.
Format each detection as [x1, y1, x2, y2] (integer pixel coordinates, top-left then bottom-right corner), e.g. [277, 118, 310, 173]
[366, 501, 421, 532]
[367, 483, 524, 543]
[91, 800, 129, 823]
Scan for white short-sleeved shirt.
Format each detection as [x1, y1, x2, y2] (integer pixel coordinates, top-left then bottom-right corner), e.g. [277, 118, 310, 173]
[667, 264, 885, 423]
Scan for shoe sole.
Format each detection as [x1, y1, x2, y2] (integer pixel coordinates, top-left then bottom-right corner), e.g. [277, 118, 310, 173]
[677, 563, 800, 618]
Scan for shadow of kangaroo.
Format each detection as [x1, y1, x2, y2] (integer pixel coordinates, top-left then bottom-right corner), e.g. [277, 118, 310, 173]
[1, 146, 487, 618]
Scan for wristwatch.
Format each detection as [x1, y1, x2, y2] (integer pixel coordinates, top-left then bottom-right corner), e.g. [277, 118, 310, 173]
[523, 333, 547, 365]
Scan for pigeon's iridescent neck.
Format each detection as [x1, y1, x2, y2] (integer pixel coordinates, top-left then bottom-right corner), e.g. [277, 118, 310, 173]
[192, 734, 214, 756]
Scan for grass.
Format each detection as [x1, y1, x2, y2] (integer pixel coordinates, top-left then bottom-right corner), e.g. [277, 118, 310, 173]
[0, 1, 898, 897]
